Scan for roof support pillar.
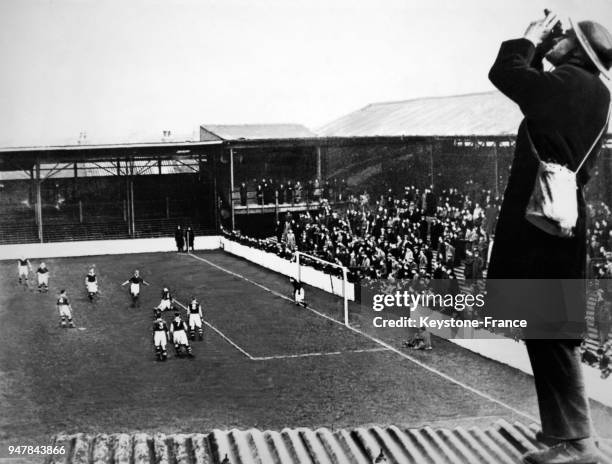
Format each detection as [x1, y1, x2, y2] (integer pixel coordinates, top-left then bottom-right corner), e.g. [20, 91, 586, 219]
[125, 166, 131, 236]
[73, 162, 78, 199]
[428, 143, 434, 188]
[35, 158, 43, 243]
[129, 160, 136, 237]
[493, 142, 499, 198]
[28, 167, 34, 216]
[212, 149, 220, 233]
[229, 148, 235, 231]
[315, 145, 322, 180]
[125, 157, 135, 237]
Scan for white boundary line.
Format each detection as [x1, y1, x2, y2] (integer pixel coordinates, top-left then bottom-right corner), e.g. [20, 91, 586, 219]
[184, 252, 539, 424]
[252, 347, 389, 361]
[172, 299, 255, 360]
[173, 298, 387, 362]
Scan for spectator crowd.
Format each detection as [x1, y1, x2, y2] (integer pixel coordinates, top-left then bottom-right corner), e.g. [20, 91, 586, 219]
[266, 184, 498, 286]
[237, 177, 348, 206]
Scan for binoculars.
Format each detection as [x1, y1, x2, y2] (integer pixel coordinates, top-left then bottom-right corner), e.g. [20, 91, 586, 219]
[544, 9, 566, 41]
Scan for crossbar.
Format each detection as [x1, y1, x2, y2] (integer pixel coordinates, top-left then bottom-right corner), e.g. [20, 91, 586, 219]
[295, 250, 349, 326]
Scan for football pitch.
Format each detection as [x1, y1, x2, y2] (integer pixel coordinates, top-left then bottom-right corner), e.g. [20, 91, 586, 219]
[1, 250, 611, 456]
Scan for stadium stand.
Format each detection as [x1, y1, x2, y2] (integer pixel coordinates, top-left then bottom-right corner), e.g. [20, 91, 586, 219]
[47, 421, 612, 464]
[0, 171, 215, 243]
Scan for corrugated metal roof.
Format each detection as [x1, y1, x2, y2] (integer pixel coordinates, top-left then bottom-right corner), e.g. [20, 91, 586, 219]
[47, 420, 612, 464]
[0, 140, 221, 153]
[200, 124, 317, 141]
[0, 160, 199, 180]
[0, 128, 202, 150]
[319, 91, 561, 138]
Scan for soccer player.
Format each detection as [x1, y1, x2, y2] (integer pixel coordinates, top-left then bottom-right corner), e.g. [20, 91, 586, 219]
[17, 258, 32, 288]
[121, 270, 149, 307]
[290, 278, 306, 307]
[169, 312, 193, 357]
[187, 297, 204, 341]
[36, 262, 49, 293]
[152, 314, 169, 361]
[156, 287, 173, 312]
[85, 267, 99, 301]
[402, 327, 432, 351]
[57, 289, 75, 328]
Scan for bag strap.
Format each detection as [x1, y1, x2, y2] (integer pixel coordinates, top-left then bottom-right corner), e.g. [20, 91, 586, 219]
[525, 128, 542, 162]
[525, 103, 611, 173]
[575, 103, 611, 174]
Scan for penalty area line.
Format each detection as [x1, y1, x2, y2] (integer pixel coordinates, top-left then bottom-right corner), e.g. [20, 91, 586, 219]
[174, 298, 388, 362]
[251, 347, 389, 361]
[184, 252, 539, 424]
[173, 299, 255, 360]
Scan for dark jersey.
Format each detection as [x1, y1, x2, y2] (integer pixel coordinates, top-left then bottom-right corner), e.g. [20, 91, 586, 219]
[19, 259, 29, 266]
[57, 296, 69, 305]
[161, 290, 171, 300]
[171, 319, 187, 332]
[37, 267, 48, 274]
[153, 319, 168, 332]
[129, 276, 143, 284]
[188, 301, 201, 314]
[86, 274, 97, 283]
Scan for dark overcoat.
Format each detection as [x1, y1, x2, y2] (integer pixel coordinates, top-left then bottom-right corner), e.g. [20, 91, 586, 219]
[485, 39, 610, 338]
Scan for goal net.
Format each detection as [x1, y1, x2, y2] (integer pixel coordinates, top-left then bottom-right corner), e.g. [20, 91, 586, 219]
[294, 251, 353, 326]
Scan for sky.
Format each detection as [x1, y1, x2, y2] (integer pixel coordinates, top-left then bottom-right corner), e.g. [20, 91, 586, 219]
[0, 0, 611, 147]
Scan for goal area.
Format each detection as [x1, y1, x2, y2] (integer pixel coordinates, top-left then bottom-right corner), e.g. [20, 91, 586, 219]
[294, 251, 352, 326]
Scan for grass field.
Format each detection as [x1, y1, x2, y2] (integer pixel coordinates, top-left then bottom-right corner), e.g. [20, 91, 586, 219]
[1, 250, 611, 458]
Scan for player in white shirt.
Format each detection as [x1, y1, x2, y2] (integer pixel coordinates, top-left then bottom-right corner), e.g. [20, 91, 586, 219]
[17, 258, 32, 288]
[170, 312, 193, 357]
[36, 262, 49, 293]
[57, 289, 75, 328]
[85, 267, 99, 302]
[186, 297, 204, 341]
[121, 270, 150, 307]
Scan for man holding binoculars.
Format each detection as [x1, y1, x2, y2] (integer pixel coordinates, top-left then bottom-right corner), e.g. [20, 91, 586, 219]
[487, 10, 612, 464]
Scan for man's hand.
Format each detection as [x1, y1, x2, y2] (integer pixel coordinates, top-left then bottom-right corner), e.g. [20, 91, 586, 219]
[523, 11, 559, 47]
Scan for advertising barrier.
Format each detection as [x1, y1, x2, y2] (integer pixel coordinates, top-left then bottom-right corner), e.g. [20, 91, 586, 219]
[0, 235, 221, 260]
[221, 237, 355, 301]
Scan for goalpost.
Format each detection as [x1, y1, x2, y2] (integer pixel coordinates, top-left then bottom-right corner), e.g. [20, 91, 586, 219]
[294, 251, 350, 327]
